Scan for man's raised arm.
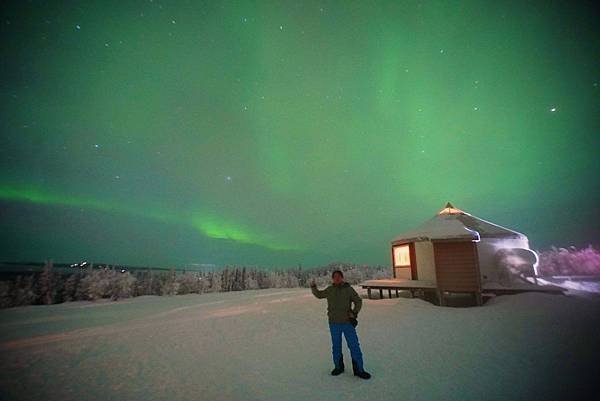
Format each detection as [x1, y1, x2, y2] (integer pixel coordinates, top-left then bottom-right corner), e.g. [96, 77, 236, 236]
[310, 281, 329, 299]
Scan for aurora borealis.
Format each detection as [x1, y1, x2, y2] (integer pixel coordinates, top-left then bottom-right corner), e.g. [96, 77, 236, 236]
[0, 1, 598, 268]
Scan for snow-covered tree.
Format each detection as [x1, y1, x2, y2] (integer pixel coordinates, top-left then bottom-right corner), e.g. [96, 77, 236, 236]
[159, 269, 179, 296]
[0, 281, 12, 308]
[63, 272, 82, 302]
[109, 271, 136, 300]
[38, 260, 60, 304]
[209, 270, 222, 292]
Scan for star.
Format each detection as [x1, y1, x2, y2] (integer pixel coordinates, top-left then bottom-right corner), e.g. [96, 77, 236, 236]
[226, 176, 232, 181]
[473, 106, 479, 111]
[94, 144, 100, 149]
[75, 24, 81, 30]
[279, 25, 283, 30]
[550, 107, 557, 112]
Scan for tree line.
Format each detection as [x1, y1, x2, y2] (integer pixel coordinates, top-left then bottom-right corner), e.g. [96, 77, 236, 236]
[0, 261, 390, 308]
[537, 245, 599, 276]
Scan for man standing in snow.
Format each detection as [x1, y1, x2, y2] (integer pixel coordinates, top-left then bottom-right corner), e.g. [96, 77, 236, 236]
[310, 270, 371, 379]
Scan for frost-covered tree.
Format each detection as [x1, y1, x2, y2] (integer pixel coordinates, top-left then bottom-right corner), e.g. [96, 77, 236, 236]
[232, 268, 243, 291]
[109, 271, 136, 300]
[209, 270, 222, 292]
[0, 281, 12, 308]
[241, 267, 247, 290]
[221, 268, 230, 291]
[197, 273, 211, 293]
[75, 271, 92, 300]
[63, 272, 82, 302]
[133, 269, 160, 296]
[38, 260, 60, 304]
[257, 270, 272, 289]
[177, 272, 203, 294]
[81, 269, 111, 300]
[537, 245, 600, 276]
[158, 269, 179, 296]
[245, 270, 258, 290]
[13, 275, 39, 306]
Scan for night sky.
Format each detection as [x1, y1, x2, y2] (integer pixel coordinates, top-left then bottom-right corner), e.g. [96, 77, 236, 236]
[1, 1, 598, 268]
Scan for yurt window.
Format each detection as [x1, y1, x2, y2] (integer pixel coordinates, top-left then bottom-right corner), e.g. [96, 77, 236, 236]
[393, 244, 411, 267]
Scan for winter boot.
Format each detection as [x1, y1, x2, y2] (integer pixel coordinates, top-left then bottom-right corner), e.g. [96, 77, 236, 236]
[331, 355, 344, 375]
[352, 359, 371, 380]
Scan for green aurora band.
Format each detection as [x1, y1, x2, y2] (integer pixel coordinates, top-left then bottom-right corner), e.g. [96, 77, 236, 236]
[0, 186, 300, 252]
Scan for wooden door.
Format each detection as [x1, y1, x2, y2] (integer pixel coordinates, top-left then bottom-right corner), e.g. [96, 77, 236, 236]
[433, 241, 481, 292]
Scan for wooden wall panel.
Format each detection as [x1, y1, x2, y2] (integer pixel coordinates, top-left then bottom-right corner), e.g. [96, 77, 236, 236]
[433, 241, 481, 292]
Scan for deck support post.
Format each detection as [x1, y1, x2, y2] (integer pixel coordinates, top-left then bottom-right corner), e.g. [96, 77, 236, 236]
[379, 289, 383, 299]
[437, 290, 445, 306]
[475, 292, 483, 306]
[395, 289, 399, 297]
[388, 289, 392, 299]
[367, 288, 371, 299]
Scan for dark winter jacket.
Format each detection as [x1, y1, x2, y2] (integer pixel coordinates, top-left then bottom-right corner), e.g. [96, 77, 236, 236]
[310, 282, 362, 323]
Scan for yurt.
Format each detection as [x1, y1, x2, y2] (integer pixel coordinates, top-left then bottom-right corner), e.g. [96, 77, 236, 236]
[389, 202, 539, 299]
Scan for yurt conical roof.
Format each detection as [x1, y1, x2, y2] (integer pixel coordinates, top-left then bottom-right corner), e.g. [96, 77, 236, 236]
[391, 202, 527, 244]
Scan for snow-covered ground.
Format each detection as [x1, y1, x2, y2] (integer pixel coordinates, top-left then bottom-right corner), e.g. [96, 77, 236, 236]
[537, 276, 600, 295]
[0, 286, 598, 401]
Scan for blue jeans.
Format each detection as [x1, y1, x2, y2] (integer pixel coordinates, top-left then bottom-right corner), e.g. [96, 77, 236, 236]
[328, 322, 364, 372]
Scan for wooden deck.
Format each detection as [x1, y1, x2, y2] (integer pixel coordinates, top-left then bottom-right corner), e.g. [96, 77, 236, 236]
[359, 279, 437, 300]
[359, 278, 565, 305]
